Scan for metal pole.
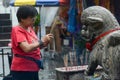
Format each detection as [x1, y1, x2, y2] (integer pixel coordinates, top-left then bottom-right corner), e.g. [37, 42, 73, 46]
[1, 48, 5, 77]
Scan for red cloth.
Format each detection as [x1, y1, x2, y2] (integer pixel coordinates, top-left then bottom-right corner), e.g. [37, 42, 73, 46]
[86, 42, 92, 51]
[11, 26, 41, 71]
[86, 28, 120, 51]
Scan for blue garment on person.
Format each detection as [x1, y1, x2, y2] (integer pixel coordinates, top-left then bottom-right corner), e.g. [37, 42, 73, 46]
[67, 0, 77, 33]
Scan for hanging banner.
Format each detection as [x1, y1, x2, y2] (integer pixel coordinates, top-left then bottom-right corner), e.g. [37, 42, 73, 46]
[67, 0, 77, 33]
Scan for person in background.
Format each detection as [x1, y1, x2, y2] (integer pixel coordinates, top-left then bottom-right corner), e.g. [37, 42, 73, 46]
[74, 31, 86, 65]
[10, 5, 53, 80]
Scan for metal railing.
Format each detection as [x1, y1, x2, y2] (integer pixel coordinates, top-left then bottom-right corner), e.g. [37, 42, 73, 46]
[0, 47, 12, 77]
[0, 39, 11, 42]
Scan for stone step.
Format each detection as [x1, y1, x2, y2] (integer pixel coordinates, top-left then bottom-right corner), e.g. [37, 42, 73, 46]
[0, 39, 11, 42]
[0, 33, 11, 39]
[0, 14, 10, 20]
[0, 19, 12, 26]
[0, 26, 12, 33]
[0, 39, 11, 47]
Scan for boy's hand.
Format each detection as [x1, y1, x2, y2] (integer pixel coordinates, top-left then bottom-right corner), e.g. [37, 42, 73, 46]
[41, 34, 53, 47]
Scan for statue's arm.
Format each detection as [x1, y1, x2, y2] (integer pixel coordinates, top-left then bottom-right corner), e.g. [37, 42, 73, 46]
[85, 51, 98, 75]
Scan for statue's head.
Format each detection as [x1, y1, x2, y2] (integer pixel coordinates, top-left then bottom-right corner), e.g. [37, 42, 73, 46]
[81, 6, 119, 41]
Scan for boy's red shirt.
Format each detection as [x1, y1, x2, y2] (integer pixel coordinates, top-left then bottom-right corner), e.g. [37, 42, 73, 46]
[11, 26, 41, 71]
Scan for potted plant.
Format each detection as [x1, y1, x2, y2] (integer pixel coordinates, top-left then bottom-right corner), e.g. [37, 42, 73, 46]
[34, 14, 40, 34]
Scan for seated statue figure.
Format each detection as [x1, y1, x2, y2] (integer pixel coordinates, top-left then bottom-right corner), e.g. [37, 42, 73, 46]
[81, 6, 120, 80]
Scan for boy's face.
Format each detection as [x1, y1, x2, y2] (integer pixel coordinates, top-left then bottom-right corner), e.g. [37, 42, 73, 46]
[21, 17, 36, 27]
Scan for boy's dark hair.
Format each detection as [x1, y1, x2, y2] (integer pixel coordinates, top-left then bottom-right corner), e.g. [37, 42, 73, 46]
[16, 5, 38, 22]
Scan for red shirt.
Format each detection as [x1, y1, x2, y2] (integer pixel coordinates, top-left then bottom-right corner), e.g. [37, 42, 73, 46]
[11, 25, 41, 71]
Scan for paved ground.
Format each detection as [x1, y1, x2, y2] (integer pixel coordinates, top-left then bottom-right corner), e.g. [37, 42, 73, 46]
[0, 47, 102, 80]
[0, 48, 64, 80]
[38, 51, 64, 80]
[0, 48, 84, 80]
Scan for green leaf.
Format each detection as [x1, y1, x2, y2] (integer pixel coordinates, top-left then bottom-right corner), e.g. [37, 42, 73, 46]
[34, 14, 40, 26]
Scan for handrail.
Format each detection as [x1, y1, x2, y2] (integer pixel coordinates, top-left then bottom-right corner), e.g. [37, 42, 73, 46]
[0, 46, 11, 54]
[0, 46, 11, 49]
[0, 39, 11, 42]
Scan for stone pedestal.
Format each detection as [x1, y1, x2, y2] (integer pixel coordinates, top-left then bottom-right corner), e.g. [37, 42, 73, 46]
[55, 65, 103, 80]
[84, 76, 102, 80]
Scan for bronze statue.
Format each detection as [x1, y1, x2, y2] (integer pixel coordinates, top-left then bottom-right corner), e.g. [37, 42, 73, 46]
[81, 6, 120, 80]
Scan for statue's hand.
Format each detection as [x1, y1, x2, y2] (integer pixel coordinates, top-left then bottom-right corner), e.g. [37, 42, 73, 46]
[109, 33, 120, 47]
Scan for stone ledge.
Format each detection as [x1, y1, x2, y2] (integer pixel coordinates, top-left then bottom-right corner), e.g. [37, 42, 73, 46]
[55, 65, 103, 80]
[55, 65, 102, 73]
